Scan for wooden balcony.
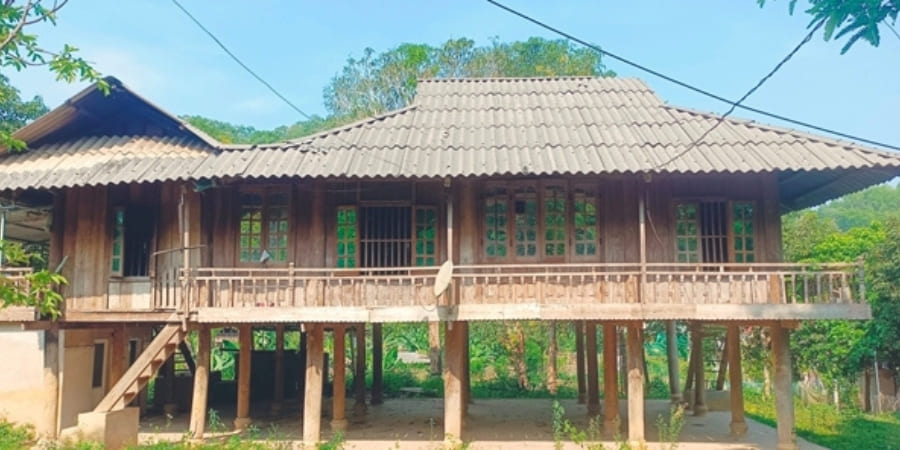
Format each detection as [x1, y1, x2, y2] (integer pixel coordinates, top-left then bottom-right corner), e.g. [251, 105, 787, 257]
[0, 268, 38, 322]
[150, 262, 870, 323]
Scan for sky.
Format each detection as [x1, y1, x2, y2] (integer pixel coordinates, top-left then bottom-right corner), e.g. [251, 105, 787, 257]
[7, 1, 900, 150]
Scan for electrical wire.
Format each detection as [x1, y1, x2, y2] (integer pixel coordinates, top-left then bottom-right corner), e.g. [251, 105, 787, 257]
[653, 19, 825, 170]
[485, 0, 900, 152]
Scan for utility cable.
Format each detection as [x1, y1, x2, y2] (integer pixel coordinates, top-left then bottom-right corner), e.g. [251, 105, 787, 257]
[653, 19, 825, 169]
[486, 0, 900, 152]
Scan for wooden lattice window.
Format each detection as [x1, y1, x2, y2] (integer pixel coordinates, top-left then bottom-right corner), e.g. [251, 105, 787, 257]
[513, 186, 538, 258]
[675, 203, 700, 263]
[543, 185, 566, 257]
[239, 190, 289, 263]
[414, 207, 437, 266]
[336, 206, 358, 268]
[573, 188, 599, 257]
[732, 202, 755, 262]
[484, 188, 508, 258]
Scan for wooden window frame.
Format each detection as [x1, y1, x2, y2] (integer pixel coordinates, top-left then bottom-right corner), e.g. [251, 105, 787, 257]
[672, 198, 758, 264]
[91, 340, 107, 389]
[482, 185, 510, 261]
[237, 186, 291, 266]
[570, 184, 601, 261]
[109, 205, 156, 279]
[413, 206, 438, 267]
[335, 205, 359, 269]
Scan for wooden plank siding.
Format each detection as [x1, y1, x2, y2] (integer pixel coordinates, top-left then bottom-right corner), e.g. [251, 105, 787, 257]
[52, 174, 869, 322]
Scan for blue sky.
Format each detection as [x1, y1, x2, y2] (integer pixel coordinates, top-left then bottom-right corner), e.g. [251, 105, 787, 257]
[7, 1, 900, 148]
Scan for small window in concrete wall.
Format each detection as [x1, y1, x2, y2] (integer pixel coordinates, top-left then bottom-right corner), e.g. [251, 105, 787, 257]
[92, 341, 106, 388]
[128, 339, 139, 364]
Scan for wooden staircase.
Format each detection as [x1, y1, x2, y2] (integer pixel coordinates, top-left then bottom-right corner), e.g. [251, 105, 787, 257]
[93, 322, 187, 413]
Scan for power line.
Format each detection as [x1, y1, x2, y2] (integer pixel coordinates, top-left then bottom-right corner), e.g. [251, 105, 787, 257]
[486, 0, 900, 152]
[888, 22, 900, 43]
[653, 19, 825, 169]
[170, 0, 317, 123]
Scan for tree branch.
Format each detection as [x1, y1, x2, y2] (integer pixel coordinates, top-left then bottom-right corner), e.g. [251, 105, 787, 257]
[0, 0, 34, 52]
[22, 0, 70, 26]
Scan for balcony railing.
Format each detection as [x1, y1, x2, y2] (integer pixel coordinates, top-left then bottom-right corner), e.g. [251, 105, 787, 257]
[151, 261, 865, 312]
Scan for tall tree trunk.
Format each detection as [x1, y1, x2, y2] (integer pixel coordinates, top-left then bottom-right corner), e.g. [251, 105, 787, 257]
[716, 341, 729, 391]
[547, 321, 558, 395]
[511, 322, 530, 390]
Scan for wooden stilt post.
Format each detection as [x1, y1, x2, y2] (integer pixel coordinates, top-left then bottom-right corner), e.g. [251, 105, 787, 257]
[575, 321, 587, 404]
[603, 324, 619, 437]
[444, 321, 465, 442]
[189, 324, 210, 438]
[331, 325, 348, 431]
[353, 323, 367, 415]
[162, 355, 177, 416]
[692, 324, 708, 416]
[109, 325, 127, 388]
[772, 323, 797, 450]
[271, 324, 285, 416]
[716, 343, 729, 391]
[462, 321, 471, 413]
[666, 321, 682, 403]
[586, 321, 600, 416]
[234, 324, 253, 430]
[727, 324, 747, 437]
[372, 323, 383, 405]
[304, 324, 325, 444]
[429, 321, 442, 375]
[684, 338, 696, 406]
[626, 323, 645, 444]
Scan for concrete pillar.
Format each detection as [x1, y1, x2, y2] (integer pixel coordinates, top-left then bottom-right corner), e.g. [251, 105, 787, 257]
[41, 326, 61, 438]
[234, 325, 252, 430]
[372, 323, 383, 405]
[602, 324, 619, 437]
[303, 324, 325, 444]
[271, 324, 285, 416]
[692, 324, 708, 416]
[331, 325, 348, 431]
[444, 321, 465, 441]
[575, 321, 587, 404]
[353, 323, 367, 415]
[772, 324, 797, 450]
[665, 321, 682, 403]
[626, 323, 645, 444]
[189, 325, 210, 437]
[586, 321, 600, 415]
[727, 324, 747, 437]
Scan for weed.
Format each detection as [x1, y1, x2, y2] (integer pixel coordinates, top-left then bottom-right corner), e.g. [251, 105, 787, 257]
[655, 404, 685, 450]
[317, 431, 344, 450]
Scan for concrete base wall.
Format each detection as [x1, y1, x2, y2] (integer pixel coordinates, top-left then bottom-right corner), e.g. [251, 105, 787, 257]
[62, 407, 139, 450]
[684, 389, 732, 412]
[0, 327, 56, 436]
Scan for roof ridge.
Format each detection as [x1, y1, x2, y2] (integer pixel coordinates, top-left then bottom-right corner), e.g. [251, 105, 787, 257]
[417, 76, 633, 82]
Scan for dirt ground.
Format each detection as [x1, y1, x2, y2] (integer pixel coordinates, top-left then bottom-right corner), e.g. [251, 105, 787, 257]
[140, 398, 826, 449]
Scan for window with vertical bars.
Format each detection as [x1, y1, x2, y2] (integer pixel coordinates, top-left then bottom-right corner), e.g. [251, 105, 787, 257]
[239, 190, 289, 263]
[573, 188, 599, 257]
[732, 202, 755, 262]
[336, 206, 358, 268]
[414, 207, 437, 266]
[484, 188, 508, 258]
[513, 186, 538, 258]
[543, 186, 566, 257]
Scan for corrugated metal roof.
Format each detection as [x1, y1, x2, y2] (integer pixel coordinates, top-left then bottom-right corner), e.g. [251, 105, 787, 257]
[194, 77, 900, 183]
[0, 135, 209, 191]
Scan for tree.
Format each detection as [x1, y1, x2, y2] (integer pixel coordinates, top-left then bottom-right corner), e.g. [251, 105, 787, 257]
[324, 37, 615, 120]
[760, 0, 899, 53]
[1, 0, 106, 149]
[1, 0, 100, 316]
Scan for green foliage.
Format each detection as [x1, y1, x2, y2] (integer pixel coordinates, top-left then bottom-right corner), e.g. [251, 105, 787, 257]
[655, 404, 685, 450]
[760, 0, 899, 53]
[0, 74, 47, 140]
[324, 37, 615, 120]
[0, 417, 34, 449]
[744, 388, 900, 450]
[0, 1, 106, 150]
[181, 115, 343, 146]
[0, 240, 66, 319]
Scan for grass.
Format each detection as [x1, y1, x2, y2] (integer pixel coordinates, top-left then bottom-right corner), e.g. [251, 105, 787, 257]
[0, 417, 34, 450]
[744, 389, 900, 450]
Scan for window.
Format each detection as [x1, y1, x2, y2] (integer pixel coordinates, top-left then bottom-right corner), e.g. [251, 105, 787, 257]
[732, 202, 755, 262]
[110, 206, 154, 277]
[573, 188, 599, 257]
[674, 201, 755, 263]
[483, 183, 601, 261]
[91, 342, 106, 388]
[543, 186, 566, 257]
[336, 206, 358, 268]
[239, 190, 289, 263]
[414, 207, 437, 266]
[513, 187, 538, 258]
[484, 188, 508, 258]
